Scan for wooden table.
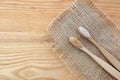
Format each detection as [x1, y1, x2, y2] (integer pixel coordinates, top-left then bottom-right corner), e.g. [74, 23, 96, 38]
[0, 0, 119, 80]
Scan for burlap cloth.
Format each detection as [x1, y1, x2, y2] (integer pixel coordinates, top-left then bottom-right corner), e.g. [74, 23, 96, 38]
[48, 0, 120, 80]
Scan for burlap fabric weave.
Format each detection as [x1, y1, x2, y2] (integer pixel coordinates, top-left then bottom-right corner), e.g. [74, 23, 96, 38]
[48, 0, 120, 80]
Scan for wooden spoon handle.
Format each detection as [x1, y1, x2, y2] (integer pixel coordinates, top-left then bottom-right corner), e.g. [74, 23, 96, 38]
[89, 37, 120, 72]
[81, 47, 120, 80]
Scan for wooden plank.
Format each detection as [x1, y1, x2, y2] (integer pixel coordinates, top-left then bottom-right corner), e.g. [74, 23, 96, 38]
[93, 0, 120, 26]
[0, 0, 119, 80]
[0, 0, 76, 80]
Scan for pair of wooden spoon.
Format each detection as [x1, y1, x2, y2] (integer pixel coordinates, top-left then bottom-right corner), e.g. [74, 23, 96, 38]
[69, 27, 120, 80]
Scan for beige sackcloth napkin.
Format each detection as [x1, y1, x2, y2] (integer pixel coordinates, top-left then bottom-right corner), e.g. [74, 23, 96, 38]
[47, 0, 120, 80]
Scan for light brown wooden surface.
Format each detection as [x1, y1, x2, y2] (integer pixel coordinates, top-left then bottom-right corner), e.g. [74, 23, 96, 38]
[93, 0, 120, 26]
[0, 0, 120, 80]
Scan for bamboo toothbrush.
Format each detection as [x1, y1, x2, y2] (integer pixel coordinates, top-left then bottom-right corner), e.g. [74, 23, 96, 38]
[69, 37, 120, 80]
[78, 27, 120, 72]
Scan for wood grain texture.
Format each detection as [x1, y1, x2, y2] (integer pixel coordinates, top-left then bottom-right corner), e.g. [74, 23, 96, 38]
[0, 0, 119, 80]
[93, 0, 120, 26]
[0, 0, 76, 80]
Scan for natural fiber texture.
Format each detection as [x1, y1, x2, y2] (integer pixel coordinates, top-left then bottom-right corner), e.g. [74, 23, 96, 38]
[48, 0, 120, 80]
